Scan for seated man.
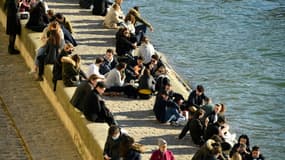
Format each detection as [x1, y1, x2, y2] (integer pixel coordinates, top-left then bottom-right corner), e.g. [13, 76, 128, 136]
[83, 82, 117, 126]
[247, 146, 265, 160]
[70, 74, 101, 112]
[99, 48, 118, 75]
[187, 84, 208, 108]
[104, 62, 127, 93]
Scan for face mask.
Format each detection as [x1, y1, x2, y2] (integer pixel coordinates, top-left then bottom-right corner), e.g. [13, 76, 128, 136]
[112, 133, 120, 140]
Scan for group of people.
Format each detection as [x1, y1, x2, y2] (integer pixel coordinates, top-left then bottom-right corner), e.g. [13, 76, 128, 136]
[4, 0, 265, 159]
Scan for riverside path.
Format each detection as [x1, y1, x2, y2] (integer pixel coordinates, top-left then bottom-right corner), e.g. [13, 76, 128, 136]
[0, 25, 81, 160]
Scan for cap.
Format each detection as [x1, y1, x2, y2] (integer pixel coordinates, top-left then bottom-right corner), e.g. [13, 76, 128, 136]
[157, 138, 167, 146]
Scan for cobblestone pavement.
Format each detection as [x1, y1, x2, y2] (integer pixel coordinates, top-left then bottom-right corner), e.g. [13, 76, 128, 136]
[0, 97, 30, 160]
[48, 0, 198, 159]
[0, 26, 81, 159]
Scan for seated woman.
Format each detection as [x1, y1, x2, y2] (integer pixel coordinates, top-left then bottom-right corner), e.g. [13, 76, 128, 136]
[126, 6, 154, 34]
[52, 42, 74, 90]
[230, 134, 251, 159]
[115, 28, 137, 57]
[62, 54, 87, 87]
[36, 22, 64, 81]
[122, 14, 144, 45]
[137, 68, 155, 99]
[103, 3, 124, 29]
[26, 1, 49, 32]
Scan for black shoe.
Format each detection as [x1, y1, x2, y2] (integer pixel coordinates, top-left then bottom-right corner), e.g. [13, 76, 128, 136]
[8, 47, 20, 55]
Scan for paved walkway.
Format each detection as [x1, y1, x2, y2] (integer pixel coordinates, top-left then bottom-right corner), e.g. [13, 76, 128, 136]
[0, 26, 81, 160]
[48, 0, 198, 159]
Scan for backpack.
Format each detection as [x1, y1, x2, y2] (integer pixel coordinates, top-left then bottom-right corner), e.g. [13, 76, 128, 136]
[79, 0, 92, 9]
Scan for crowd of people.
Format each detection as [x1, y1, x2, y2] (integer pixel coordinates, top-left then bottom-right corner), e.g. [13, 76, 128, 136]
[4, 0, 265, 159]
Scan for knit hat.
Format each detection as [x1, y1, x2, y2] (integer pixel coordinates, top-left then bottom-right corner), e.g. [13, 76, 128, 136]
[157, 138, 167, 146]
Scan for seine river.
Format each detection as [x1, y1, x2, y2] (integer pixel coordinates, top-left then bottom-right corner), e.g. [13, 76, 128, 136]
[124, 0, 285, 159]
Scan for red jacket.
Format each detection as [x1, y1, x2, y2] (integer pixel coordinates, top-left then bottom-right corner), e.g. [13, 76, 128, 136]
[150, 150, 175, 160]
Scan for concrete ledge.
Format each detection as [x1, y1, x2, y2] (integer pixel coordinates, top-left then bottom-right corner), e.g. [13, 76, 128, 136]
[0, 3, 108, 160]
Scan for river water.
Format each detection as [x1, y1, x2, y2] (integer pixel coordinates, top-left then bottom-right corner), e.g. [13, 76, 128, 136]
[123, 0, 285, 159]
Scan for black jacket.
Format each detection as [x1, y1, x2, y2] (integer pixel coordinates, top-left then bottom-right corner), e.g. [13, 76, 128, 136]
[26, 2, 49, 32]
[4, 0, 21, 35]
[187, 90, 207, 108]
[83, 89, 116, 125]
[70, 80, 92, 112]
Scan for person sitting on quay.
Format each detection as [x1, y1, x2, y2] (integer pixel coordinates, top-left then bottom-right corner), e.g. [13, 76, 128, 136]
[204, 115, 228, 142]
[138, 36, 156, 65]
[150, 138, 175, 160]
[201, 97, 214, 118]
[192, 138, 228, 160]
[99, 48, 118, 75]
[126, 6, 154, 35]
[122, 14, 144, 45]
[104, 62, 127, 94]
[115, 27, 137, 57]
[36, 22, 65, 81]
[153, 90, 169, 123]
[230, 134, 251, 159]
[137, 68, 156, 99]
[86, 57, 105, 79]
[206, 103, 226, 125]
[124, 56, 145, 83]
[103, 3, 125, 29]
[230, 134, 250, 159]
[61, 54, 87, 87]
[83, 82, 117, 126]
[246, 146, 265, 160]
[26, 1, 49, 32]
[178, 106, 197, 139]
[146, 54, 165, 78]
[70, 74, 103, 112]
[119, 135, 145, 160]
[103, 125, 130, 160]
[188, 108, 206, 146]
[52, 42, 74, 90]
[186, 84, 208, 108]
[165, 93, 187, 126]
[55, 12, 74, 34]
[153, 65, 170, 92]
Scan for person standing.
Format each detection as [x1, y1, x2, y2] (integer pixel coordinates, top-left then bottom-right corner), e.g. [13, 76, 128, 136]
[150, 138, 175, 160]
[4, 0, 21, 54]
